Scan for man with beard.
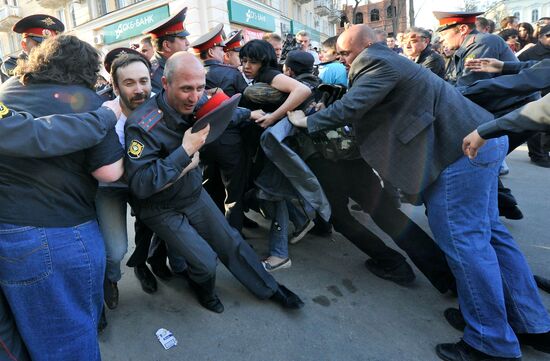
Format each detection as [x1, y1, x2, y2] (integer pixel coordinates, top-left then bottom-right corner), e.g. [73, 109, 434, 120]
[95, 49, 158, 313]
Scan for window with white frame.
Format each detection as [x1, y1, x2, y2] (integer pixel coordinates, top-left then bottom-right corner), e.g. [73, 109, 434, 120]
[532, 9, 539, 23]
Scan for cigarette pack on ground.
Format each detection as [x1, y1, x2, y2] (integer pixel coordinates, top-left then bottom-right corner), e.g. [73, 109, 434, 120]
[155, 328, 178, 350]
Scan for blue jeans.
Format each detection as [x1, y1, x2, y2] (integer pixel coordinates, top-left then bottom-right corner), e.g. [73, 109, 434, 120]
[259, 199, 309, 259]
[423, 137, 550, 358]
[0, 221, 105, 361]
[96, 186, 129, 282]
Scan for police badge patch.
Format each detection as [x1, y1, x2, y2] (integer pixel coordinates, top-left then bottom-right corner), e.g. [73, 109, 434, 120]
[128, 140, 144, 158]
[0, 102, 11, 119]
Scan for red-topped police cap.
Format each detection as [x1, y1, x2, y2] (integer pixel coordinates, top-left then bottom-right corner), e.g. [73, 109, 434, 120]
[12, 14, 64, 43]
[192, 91, 242, 145]
[190, 24, 225, 54]
[142, 6, 190, 39]
[223, 30, 243, 52]
[104, 47, 152, 74]
[433, 11, 484, 32]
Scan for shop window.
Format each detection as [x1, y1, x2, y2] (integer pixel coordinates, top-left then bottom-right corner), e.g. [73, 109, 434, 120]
[355, 12, 363, 24]
[370, 9, 380, 22]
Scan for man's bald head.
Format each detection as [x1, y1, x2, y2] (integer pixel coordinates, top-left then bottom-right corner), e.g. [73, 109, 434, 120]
[336, 25, 376, 70]
[164, 51, 203, 84]
[162, 51, 206, 115]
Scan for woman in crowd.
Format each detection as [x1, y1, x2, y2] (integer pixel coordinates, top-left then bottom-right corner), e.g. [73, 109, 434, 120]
[238, 40, 312, 271]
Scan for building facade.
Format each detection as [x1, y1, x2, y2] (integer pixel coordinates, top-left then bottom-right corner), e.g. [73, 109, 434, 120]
[338, 0, 408, 36]
[483, 0, 550, 26]
[0, 0, 337, 62]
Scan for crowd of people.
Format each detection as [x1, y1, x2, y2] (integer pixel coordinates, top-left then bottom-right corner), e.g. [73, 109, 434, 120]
[0, 6, 548, 361]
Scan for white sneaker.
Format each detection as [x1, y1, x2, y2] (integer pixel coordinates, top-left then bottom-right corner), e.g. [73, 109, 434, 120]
[289, 220, 315, 244]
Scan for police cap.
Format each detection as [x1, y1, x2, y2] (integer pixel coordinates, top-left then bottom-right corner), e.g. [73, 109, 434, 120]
[190, 24, 225, 55]
[12, 14, 64, 43]
[223, 30, 243, 52]
[433, 11, 484, 32]
[142, 6, 189, 39]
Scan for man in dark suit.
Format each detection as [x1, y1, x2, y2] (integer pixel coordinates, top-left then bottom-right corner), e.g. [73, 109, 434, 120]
[288, 24, 550, 361]
[402, 27, 445, 78]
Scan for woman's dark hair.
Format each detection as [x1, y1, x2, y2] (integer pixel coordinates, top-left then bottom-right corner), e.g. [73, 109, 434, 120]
[518, 22, 536, 46]
[15, 35, 100, 89]
[498, 28, 519, 41]
[239, 39, 278, 74]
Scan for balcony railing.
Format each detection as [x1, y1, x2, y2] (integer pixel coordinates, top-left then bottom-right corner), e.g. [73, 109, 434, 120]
[328, 9, 342, 24]
[314, 0, 332, 17]
[0, 5, 21, 32]
[36, 0, 68, 9]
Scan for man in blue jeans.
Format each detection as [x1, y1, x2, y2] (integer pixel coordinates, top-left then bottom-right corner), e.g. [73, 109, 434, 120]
[289, 24, 550, 361]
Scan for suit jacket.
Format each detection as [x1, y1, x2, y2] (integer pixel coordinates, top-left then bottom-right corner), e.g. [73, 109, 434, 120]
[306, 43, 493, 196]
[415, 46, 445, 78]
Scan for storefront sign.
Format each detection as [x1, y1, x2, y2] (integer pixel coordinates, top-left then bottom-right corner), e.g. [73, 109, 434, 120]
[103, 6, 170, 45]
[228, 0, 276, 32]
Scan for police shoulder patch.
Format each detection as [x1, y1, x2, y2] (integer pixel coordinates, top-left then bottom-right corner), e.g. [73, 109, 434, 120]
[128, 140, 144, 158]
[138, 109, 163, 132]
[0, 102, 11, 119]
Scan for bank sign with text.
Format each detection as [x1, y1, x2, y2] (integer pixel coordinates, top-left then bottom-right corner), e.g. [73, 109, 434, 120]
[103, 6, 170, 45]
[228, 0, 276, 32]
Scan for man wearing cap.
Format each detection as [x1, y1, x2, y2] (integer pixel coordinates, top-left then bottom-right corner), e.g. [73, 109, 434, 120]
[435, 11, 517, 87]
[288, 24, 550, 361]
[124, 51, 304, 313]
[224, 30, 244, 67]
[142, 7, 190, 93]
[190, 24, 255, 232]
[1, 14, 64, 80]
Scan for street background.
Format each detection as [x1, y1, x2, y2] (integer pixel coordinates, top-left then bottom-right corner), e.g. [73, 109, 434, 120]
[100, 145, 550, 361]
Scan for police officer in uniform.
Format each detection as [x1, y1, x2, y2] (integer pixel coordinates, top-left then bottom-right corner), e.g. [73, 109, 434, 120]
[1, 14, 64, 80]
[191, 25, 255, 232]
[436, 11, 526, 221]
[223, 30, 244, 67]
[128, 7, 192, 281]
[142, 6, 190, 94]
[124, 52, 303, 313]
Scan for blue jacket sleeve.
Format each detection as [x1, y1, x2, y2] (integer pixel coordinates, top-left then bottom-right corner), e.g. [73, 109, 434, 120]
[0, 106, 117, 158]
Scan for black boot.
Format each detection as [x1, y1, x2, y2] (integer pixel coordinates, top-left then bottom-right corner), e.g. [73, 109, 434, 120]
[270, 284, 304, 309]
[188, 277, 224, 313]
[97, 307, 107, 334]
[444, 307, 466, 331]
[134, 264, 157, 294]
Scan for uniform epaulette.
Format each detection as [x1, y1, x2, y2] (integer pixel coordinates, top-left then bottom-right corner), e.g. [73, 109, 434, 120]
[138, 108, 163, 132]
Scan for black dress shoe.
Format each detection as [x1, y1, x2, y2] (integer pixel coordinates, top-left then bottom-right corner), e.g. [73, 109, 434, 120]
[134, 264, 158, 294]
[242, 215, 259, 229]
[149, 262, 173, 281]
[103, 278, 119, 310]
[534, 275, 550, 294]
[517, 331, 550, 353]
[436, 340, 521, 361]
[444, 307, 466, 331]
[530, 158, 550, 168]
[270, 284, 304, 309]
[498, 205, 523, 220]
[97, 308, 107, 334]
[188, 277, 224, 313]
[364, 259, 415, 286]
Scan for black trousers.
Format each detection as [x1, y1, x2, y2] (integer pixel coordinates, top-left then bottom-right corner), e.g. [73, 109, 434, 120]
[307, 156, 455, 294]
[201, 131, 248, 231]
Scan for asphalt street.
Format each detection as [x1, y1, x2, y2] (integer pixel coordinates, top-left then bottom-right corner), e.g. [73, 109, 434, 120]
[99, 145, 550, 361]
